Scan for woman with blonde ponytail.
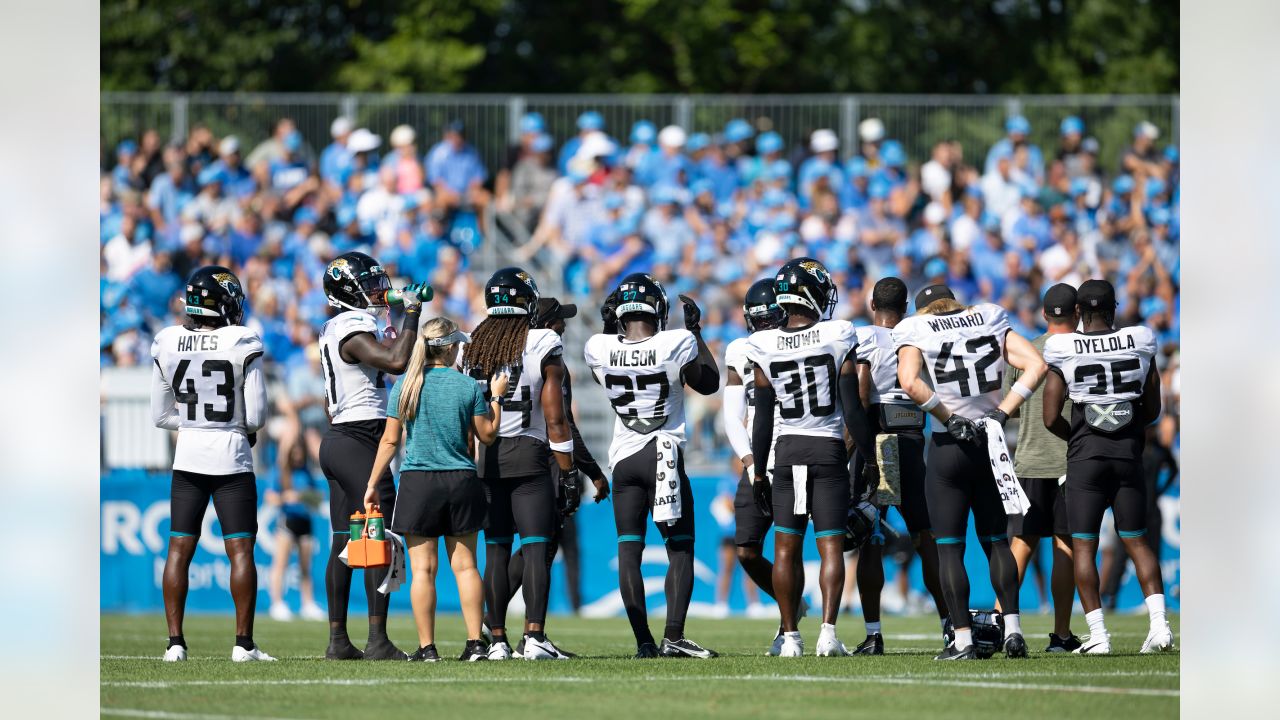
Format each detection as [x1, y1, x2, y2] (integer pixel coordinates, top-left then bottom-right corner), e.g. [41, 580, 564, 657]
[363, 317, 509, 662]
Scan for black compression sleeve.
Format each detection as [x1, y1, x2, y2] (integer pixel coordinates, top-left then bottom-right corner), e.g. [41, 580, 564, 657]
[839, 366, 876, 459]
[752, 380, 776, 472]
[682, 331, 720, 395]
[562, 369, 604, 480]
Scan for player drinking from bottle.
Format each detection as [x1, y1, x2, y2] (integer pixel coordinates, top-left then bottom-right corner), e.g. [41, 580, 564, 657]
[151, 266, 273, 662]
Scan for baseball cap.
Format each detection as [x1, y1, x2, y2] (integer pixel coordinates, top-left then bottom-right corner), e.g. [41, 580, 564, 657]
[347, 128, 381, 153]
[658, 125, 687, 148]
[330, 116, 354, 138]
[197, 166, 226, 187]
[630, 120, 656, 145]
[117, 139, 138, 156]
[880, 140, 906, 168]
[685, 133, 710, 152]
[1060, 116, 1084, 136]
[1134, 121, 1160, 140]
[283, 130, 302, 152]
[1112, 175, 1135, 195]
[810, 129, 839, 153]
[923, 257, 947, 278]
[520, 112, 545, 134]
[923, 201, 947, 226]
[845, 155, 868, 178]
[531, 133, 553, 153]
[390, 124, 416, 148]
[535, 297, 578, 325]
[445, 119, 466, 135]
[756, 131, 784, 155]
[218, 135, 240, 155]
[724, 118, 754, 143]
[1069, 177, 1089, 197]
[1081, 137, 1100, 154]
[577, 111, 604, 131]
[1006, 115, 1031, 135]
[868, 177, 891, 200]
[1076, 279, 1116, 311]
[1042, 283, 1077, 319]
[914, 284, 955, 310]
[858, 117, 885, 143]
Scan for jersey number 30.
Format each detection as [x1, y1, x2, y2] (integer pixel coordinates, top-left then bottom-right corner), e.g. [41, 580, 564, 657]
[172, 359, 234, 422]
[769, 355, 837, 419]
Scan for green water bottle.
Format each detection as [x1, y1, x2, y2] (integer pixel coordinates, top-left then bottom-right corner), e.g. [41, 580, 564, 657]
[383, 284, 434, 305]
[349, 511, 366, 541]
[365, 509, 386, 541]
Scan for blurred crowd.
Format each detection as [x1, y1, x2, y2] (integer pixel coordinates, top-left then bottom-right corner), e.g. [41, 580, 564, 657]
[101, 107, 1181, 467]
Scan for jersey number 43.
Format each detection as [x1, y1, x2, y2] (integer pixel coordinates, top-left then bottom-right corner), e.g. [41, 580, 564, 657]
[172, 359, 234, 422]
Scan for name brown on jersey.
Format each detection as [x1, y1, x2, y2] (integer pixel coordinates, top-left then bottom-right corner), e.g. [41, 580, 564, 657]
[776, 328, 821, 350]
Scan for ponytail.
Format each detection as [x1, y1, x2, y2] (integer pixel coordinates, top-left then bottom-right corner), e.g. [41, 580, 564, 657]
[397, 317, 460, 422]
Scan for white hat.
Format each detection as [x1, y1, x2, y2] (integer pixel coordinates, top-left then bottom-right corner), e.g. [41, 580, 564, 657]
[924, 201, 947, 226]
[858, 118, 885, 143]
[921, 161, 952, 201]
[810, 129, 839, 153]
[330, 116, 354, 138]
[658, 125, 687, 148]
[576, 131, 617, 161]
[390, 124, 416, 148]
[218, 135, 240, 155]
[1135, 121, 1161, 141]
[347, 128, 381, 153]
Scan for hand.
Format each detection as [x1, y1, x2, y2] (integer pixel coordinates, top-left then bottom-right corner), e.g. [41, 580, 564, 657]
[489, 371, 510, 399]
[863, 462, 880, 490]
[248, 432, 258, 448]
[601, 293, 619, 334]
[945, 414, 979, 443]
[983, 409, 1009, 427]
[677, 293, 702, 332]
[558, 467, 582, 517]
[752, 474, 773, 517]
[590, 476, 610, 503]
[399, 283, 424, 312]
[362, 485, 380, 514]
[741, 454, 754, 474]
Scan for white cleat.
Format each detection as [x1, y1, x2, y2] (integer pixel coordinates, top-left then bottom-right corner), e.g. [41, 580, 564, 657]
[268, 602, 293, 622]
[767, 629, 785, 657]
[231, 645, 276, 662]
[1140, 623, 1175, 653]
[299, 603, 327, 621]
[521, 635, 559, 661]
[1074, 633, 1112, 655]
[816, 624, 850, 657]
[162, 645, 186, 662]
[778, 632, 804, 657]
[487, 640, 513, 660]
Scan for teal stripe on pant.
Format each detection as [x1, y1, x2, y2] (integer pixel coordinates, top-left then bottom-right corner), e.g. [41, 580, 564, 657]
[1072, 533, 1100, 540]
[666, 534, 694, 543]
[1118, 529, 1147, 538]
[814, 529, 844, 538]
[618, 534, 644, 543]
[520, 536, 550, 544]
[775, 527, 804, 536]
[222, 532, 253, 540]
[169, 531, 195, 538]
[935, 536, 964, 545]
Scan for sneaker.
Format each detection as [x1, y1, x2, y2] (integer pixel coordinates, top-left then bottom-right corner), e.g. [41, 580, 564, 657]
[1075, 633, 1112, 655]
[407, 645, 440, 662]
[231, 644, 276, 662]
[487, 640, 513, 661]
[480, 623, 493, 645]
[1140, 623, 1175, 654]
[363, 637, 408, 661]
[942, 618, 955, 650]
[537, 636, 576, 659]
[1046, 633, 1082, 653]
[660, 637, 718, 659]
[269, 602, 293, 622]
[778, 632, 804, 657]
[634, 642, 660, 659]
[1004, 633, 1028, 658]
[299, 603, 327, 622]
[459, 640, 489, 662]
[767, 627, 785, 656]
[162, 645, 186, 662]
[325, 638, 364, 660]
[522, 634, 561, 660]
[816, 624, 850, 657]
[853, 633, 884, 656]
[934, 643, 977, 661]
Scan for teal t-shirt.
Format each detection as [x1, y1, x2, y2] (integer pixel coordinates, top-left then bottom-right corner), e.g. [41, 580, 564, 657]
[388, 367, 489, 472]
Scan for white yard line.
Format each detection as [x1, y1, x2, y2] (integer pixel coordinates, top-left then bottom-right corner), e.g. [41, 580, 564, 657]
[101, 710, 313, 720]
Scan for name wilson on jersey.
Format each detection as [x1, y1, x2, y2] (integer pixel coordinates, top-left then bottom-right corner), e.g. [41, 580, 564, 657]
[609, 349, 659, 367]
[776, 328, 822, 351]
[925, 312, 985, 332]
[1073, 335, 1138, 354]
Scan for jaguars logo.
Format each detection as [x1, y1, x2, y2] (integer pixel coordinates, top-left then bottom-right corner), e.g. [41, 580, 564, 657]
[658, 471, 666, 481]
[212, 272, 240, 295]
[328, 257, 351, 281]
[516, 271, 537, 293]
[799, 260, 829, 282]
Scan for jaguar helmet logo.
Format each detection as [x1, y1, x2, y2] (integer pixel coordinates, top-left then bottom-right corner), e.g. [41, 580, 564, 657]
[212, 272, 239, 295]
[799, 260, 828, 282]
[328, 257, 351, 281]
[516, 271, 537, 293]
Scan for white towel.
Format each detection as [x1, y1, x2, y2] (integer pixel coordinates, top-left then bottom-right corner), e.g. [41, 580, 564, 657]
[651, 434, 683, 525]
[982, 418, 1031, 516]
[337, 531, 406, 595]
[792, 465, 809, 515]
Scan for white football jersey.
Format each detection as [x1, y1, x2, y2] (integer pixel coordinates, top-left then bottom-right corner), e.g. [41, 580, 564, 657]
[1042, 326, 1157, 405]
[584, 329, 698, 469]
[318, 310, 388, 424]
[746, 320, 857, 440]
[463, 328, 562, 442]
[892, 303, 1011, 420]
[151, 324, 266, 475]
[854, 324, 912, 405]
[725, 336, 777, 467]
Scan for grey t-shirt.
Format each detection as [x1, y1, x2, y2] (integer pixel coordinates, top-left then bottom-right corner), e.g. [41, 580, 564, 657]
[1005, 333, 1070, 478]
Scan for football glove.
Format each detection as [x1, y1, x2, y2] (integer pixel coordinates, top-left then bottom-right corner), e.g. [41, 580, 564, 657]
[751, 470, 773, 517]
[844, 501, 881, 552]
[248, 432, 258, 448]
[601, 292, 620, 334]
[945, 414, 979, 442]
[862, 461, 880, 490]
[558, 467, 582, 517]
[677, 294, 702, 332]
[983, 408, 1009, 427]
[399, 283, 424, 312]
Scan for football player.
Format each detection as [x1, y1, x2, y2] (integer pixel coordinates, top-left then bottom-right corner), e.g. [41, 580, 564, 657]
[318, 251, 423, 661]
[584, 273, 720, 658]
[462, 268, 578, 661]
[850, 277, 951, 655]
[894, 284, 1047, 660]
[1042, 279, 1173, 654]
[151, 266, 273, 662]
[748, 257, 878, 657]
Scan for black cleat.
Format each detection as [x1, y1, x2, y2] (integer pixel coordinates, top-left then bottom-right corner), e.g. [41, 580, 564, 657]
[459, 640, 489, 662]
[363, 637, 408, 661]
[942, 618, 955, 650]
[853, 633, 884, 656]
[407, 645, 440, 662]
[1004, 633, 1028, 658]
[934, 643, 978, 661]
[325, 639, 364, 660]
[660, 637, 718, 659]
[634, 642, 660, 659]
[1046, 633, 1082, 653]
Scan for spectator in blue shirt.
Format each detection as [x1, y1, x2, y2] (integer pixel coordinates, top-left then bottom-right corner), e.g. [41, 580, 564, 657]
[269, 130, 311, 192]
[984, 115, 1044, 186]
[320, 116, 354, 188]
[874, 139, 909, 187]
[648, 125, 691, 189]
[146, 158, 195, 231]
[797, 129, 845, 210]
[128, 250, 181, 322]
[207, 136, 255, 199]
[558, 111, 607, 174]
[426, 120, 490, 214]
[840, 156, 870, 210]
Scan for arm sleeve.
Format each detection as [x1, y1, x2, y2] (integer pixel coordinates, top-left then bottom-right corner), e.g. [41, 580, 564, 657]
[150, 360, 181, 431]
[751, 376, 776, 472]
[562, 370, 604, 480]
[242, 355, 267, 433]
[722, 384, 753, 461]
[839, 354, 877, 458]
[681, 330, 720, 395]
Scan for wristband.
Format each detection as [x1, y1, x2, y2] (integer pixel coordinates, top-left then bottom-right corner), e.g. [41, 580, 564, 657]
[1011, 380, 1035, 400]
[746, 463, 756, 480]
[549, 439, 574, 453]
[920, 393, 940, 412]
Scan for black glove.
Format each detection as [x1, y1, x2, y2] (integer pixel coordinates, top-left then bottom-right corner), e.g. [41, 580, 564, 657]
[862, 462, 880, 491]
[983, 409, 1009, 427]
[558, 467, 582, 518]
[601, 293, 619, 334]
[248, 432, 258, 448]
[677, 294, 702, 332]
[945, 414, 979, 443]
[752, 474, 773, 517]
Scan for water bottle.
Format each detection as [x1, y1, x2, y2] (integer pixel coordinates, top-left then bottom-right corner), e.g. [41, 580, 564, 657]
[349, 511, 366, 541]
[382, 284, 434, 305]
[365, 509, 385, 541]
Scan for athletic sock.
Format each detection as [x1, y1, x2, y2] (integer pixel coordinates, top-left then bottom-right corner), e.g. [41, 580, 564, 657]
[367, 617, 389, 642]
[1144, 593, 1167, 630]
[940, 618, 949, 634]
[1004, 613, 1022, 636]
[235, 635, 254, 651]
[1085, 608, 1108, 638]
[168, 635, 186, 649]
[820, 622, 838, 639]
[953, 627, 973, 651]
[527, 630, 546, 642]
[865, 620, 882, 636]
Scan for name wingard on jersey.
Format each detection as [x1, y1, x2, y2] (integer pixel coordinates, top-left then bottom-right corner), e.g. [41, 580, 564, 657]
[925, 312, 985, 332]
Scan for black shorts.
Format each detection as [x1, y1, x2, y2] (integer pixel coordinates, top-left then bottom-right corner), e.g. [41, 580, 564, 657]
[1009, 477, 1069, 538]
[771, 463, 850, 539]
[1066, 457, 1146, 541]
[925, 432, 1009, 544]
[283, 512, 313, 538]
[612, 437, 695, 545]
[482, 473, 556, 546]
[320, 420, 397, 534]
[392, 470, 488, 537]
[733, 469, 772, 547]
[853, 432, 930, 536]
[170, 469, 257, 540]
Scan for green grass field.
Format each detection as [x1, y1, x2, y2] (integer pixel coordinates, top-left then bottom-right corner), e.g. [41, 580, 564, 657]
[102, 612, 1178, 719]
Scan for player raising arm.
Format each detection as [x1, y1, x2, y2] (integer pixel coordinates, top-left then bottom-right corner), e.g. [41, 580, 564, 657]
[584, 273, 720, 659]
[1042, 279, 1172, 654]
[894, 285, 1046, 660]
[748, 258, 877, 658]
[152, 266, 272, 662]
